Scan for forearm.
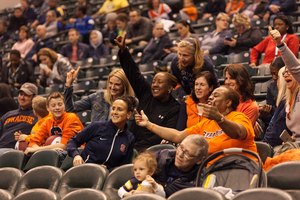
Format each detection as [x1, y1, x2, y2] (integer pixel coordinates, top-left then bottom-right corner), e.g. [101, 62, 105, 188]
[145, 121, 187, 143]
[218, 119, 247, 139]
[36, 143, 67, 150]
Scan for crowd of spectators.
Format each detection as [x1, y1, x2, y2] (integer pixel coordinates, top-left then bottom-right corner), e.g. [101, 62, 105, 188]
[0, 0, 300, 198]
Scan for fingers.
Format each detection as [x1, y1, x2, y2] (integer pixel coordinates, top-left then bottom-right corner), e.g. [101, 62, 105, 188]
[73, 67, 80, 77]
[268, 26, 272, 32]
[134, 109, 139, 115]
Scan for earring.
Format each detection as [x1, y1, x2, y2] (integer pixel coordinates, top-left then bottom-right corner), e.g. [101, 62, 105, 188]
[226, 107, 230, 114]
[168, 90, 171, 94]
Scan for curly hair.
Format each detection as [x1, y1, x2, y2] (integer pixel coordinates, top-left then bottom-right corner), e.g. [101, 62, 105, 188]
[224, 64, 255, 102]
[115, 96, 138, 113]
[37, 48, 58, 64]
[232, 13, 251, 29]
[177, 38, 204, 75]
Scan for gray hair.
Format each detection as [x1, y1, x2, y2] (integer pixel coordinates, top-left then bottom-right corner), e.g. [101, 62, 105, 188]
[184, 134, 209, 159]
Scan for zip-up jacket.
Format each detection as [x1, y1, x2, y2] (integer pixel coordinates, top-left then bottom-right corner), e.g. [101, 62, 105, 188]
[67, 120, 135, 172]
[153, 149, 200, 197]
[29, 112, 84, 147]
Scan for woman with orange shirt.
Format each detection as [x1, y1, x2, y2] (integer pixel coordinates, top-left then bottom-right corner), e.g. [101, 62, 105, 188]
[177, 71, 218, 130]
[226, 0, 244, 16]
[135, 86, 257, 161]
[146, 0, 172, 21]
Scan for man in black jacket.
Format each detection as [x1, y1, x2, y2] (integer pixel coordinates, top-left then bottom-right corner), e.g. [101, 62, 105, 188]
[153, 135, 209, 197]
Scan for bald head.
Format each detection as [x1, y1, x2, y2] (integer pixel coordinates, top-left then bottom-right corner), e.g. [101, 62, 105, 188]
[36, 25, 46, 39]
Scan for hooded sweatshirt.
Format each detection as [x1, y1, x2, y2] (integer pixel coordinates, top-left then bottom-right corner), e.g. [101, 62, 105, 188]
[88, 30, 110, 59]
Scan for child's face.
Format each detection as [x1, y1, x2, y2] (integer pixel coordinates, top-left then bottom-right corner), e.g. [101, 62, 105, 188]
[90, 33, 98, 45]
[14, 9, 23, 18]
[47, 98, 65, 120]
[133, 160, 152, 182]
[184, 0, 193, 8]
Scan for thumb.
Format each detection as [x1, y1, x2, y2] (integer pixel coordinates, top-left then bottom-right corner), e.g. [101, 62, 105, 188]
[141, 110, 145, 115]
[268, 26, 272, 32]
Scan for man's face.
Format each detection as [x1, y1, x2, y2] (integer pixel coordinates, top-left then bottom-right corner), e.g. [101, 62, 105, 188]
[68, 30, 79, 44]
[129, 11, 141, 25]
[153, 23, 165, 38]
[48, 0, 58, 9]
[174, 139, 203, 172]
[18, 91, 34, 110]
[36, 26, 46, 39]
[14, 9, 23, 18]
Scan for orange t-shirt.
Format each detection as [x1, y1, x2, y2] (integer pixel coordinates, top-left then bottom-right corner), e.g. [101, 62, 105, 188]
[185, 96, 203, 128]
[185, 111, 257, 164]
[226, 1, 244, 15]
[185, 7, 198, 21]
[29, 112, 84, 147]
[236, 97, 259, 127]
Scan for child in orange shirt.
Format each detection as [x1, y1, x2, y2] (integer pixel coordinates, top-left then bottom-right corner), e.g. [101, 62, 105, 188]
[226, 0, 244, 16]
[180, 0, 198, 21]
[15, 96, 51, 145]
[24, 92, 84, 156]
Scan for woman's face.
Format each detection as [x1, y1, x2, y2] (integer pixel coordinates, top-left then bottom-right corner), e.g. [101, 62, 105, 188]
[19, 29, 27, 41]
[39, 55, 53, 68]
[234, 24, 247, 34]
[274, 19, 288, 35]
[207, 87, 229, 114]
[152, 0, 160, 8]
[108, 76, 124, 98]
[116, 20, 126, 30]
[283, 67, 299, 92]
[151, 73, 171, 101]
[90, 33, 98, 45]
[111, 99, 130, 126]
[178, 46, 194, 68]
[176, 23, 189, 38]
[270, 66, 280, 83]
[194, 76, 212, 102]
[216, 17, 229, 30]
[225, 71, 240, 94]
[10, 54, 20, 68]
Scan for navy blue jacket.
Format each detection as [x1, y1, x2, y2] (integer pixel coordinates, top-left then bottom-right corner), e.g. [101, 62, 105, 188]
[60, 43, 90, 61]
[265, 0, 296, 15]
[203, 0, 226, 15]
[88, 43, 110, 59]
[171, 54, 219, 98]
[0, 107, 38, 148]
[67, 120, 135, 172]
[153, 149, 199, 197]
[0, 32, 10, 45]
[25, 38, 54, 61]
[23, 6, 37, 23]
[38, 8, 61, 25]
[263, 97, 292, 147]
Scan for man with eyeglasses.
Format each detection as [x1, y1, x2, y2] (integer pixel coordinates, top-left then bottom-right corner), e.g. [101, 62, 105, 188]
[0, 83, 38, 155]
[125, 9, 153, 47]
[152, 134, 209, 197]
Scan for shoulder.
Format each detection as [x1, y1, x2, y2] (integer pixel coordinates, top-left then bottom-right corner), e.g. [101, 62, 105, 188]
[2, 108, 20, 120]
[78, 42, 89, 49]
[157, 149, 176, 160]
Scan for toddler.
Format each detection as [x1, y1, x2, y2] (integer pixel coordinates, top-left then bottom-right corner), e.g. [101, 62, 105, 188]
[118, 152, 165, 198]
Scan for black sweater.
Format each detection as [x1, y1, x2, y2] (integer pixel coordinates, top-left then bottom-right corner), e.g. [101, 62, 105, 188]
[118, 49, 180, 151]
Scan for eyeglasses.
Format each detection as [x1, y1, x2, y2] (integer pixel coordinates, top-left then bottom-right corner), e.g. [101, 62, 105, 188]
[177, 143, 197, 159]
[282, 70, 291, 76]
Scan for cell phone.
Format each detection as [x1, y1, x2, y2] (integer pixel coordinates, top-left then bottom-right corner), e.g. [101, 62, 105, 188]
[225, 36, 232, 41]
[39, 63, 48, 70]
[280, 129, 294, 142]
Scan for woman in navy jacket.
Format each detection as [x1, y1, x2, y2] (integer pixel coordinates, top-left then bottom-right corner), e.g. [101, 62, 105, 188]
[67, 96, 137, 172]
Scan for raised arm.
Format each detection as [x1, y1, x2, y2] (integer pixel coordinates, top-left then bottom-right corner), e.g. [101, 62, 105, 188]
[135, 110, 188, 143]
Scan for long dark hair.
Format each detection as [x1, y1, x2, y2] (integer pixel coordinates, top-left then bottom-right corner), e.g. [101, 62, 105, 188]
[0, 83, 13, 99]
[176, 19, 195, 34]
[191, 71, 218, 103]
[224, 64, 255, 102]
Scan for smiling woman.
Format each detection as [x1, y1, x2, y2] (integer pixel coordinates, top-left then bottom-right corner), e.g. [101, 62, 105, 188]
[67, 96, 137, 172]
[170, 38, 219, 102]
[115, 33, 181, 151]
[64, 68, 134, 122]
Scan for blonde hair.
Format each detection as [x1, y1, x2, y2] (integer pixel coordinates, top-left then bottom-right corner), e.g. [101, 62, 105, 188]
[104, 69, 134, 105]
[276, 67, 287, 107]
[216, 12, 230, 21]
[32, 96, 49, 118]
[177, 38, 204, 75]
[284, 67, 300, 108]
[133, 151, 157, 175]
[46, 92, 64, 106]
[232, 13, 251, 28]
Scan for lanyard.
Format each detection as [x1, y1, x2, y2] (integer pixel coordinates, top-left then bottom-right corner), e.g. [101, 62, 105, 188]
[275, 34, 287, 57]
